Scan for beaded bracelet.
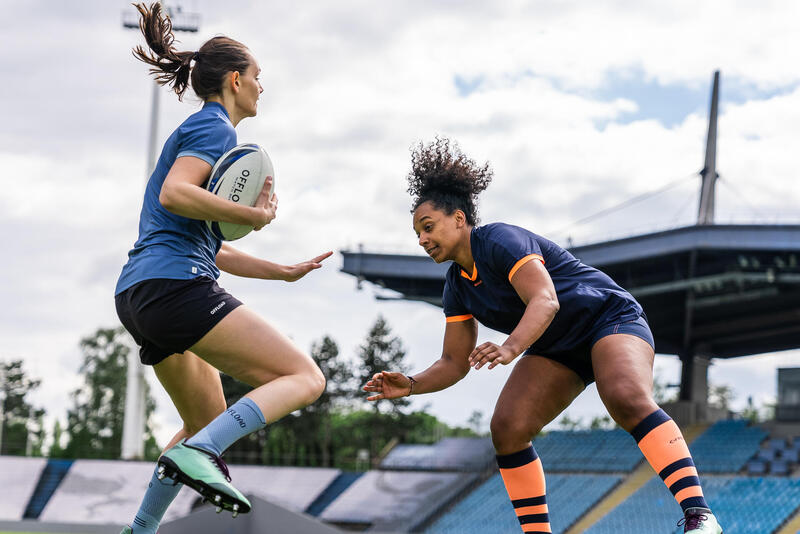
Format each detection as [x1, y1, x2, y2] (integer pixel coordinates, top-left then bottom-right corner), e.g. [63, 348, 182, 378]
[406, 375, 417, 396]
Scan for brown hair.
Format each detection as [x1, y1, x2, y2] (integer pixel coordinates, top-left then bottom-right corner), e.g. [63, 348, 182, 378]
[407, 137, 493, 226]
[131, 2, 252, 101]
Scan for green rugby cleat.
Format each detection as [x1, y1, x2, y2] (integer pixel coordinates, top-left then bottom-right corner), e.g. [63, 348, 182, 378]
[157, 440, 250, 517]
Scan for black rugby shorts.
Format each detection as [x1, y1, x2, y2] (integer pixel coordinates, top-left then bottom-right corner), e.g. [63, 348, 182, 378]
[115, 276, 242, 365]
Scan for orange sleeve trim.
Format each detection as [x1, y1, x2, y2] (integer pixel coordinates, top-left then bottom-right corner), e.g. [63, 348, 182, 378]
[446, 314, 473, 323]
[508, 254, 545, 282]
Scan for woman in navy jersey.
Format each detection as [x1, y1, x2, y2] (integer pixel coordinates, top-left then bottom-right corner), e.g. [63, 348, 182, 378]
[115, 4, 330, 532]
[363, 138, 722, 534]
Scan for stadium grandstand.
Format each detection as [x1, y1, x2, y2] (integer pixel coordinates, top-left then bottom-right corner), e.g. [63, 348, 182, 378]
[3, 421, 800, 533]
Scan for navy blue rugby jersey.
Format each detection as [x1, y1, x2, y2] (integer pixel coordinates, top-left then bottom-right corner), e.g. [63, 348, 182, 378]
[116, 102, 237, 295]
[442, 223, 642, 354]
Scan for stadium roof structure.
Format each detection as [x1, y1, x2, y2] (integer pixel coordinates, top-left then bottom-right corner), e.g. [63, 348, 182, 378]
[340, 71, 800, 411]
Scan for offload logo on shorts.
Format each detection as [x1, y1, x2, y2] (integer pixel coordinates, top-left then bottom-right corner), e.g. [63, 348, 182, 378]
[210, 302, 227, 315]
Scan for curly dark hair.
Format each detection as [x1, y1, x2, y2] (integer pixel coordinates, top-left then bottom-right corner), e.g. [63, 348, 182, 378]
[132, 2, 251, 101]
[407, 137, 493, 225]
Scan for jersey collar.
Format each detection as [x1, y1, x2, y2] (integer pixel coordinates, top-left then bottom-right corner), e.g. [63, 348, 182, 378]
[460, 263, 478, 281]
[203, 101, 231, 119]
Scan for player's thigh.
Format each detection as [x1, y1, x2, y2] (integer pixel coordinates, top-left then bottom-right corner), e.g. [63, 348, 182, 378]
[591, 334, 658, 429]
[188, 305, 321, 388]
[153, 350, 227, 436]
[491, 355, 585, 441]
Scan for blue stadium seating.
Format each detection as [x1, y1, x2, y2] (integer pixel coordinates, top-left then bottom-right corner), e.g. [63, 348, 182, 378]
[424, 473, 622, 534]
[587, 476, 800, 534]
[689, 420, 767, 473]
[747, 460, 767, 475]
[531, 429, 642, 472]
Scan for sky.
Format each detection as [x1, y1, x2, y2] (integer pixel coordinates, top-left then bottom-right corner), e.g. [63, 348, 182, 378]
[1, 0, 799, 448]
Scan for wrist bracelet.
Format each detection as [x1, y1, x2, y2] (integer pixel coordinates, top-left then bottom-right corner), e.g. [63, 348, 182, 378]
[406, 375, 417, 396]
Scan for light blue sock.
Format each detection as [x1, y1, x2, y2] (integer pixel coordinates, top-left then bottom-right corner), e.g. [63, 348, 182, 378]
[130, 466, 182, 534]
[185, 397, 267, 457]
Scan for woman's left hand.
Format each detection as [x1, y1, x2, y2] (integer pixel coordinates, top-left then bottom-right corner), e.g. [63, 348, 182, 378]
[283, 251, 333, 282]
[468, 342, 519, 370]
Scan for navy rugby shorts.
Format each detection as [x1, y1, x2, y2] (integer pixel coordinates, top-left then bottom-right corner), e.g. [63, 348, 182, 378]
[526, 313, 655, 386]
[115, 276, 242, 366]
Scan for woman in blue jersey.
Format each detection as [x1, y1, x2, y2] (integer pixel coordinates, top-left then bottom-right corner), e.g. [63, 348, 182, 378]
[115, 4, 330, 533]
[363, 138, 722, 534]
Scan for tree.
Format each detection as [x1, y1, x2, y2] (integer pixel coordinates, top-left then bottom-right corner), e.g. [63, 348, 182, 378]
[589, 414, 615, 430]
[355, 316, 412, 463]
[305, 336, 355, 466]
[558, 413, 583, 430]
[653, 371, 678, 404]
[356, 316, 410, 413]
[709, 384, 735, 411]
[0, 360, 46, 456]
[59, 327, 158, 459]
[467, 410, 485, 436]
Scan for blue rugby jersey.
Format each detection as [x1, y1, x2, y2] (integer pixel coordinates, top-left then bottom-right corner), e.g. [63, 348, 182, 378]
[442, 223, 642, 354]
[115, 102, 237, 295]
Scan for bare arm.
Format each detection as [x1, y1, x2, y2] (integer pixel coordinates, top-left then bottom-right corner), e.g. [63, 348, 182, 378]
[216, 243, 333, 281]
[363, 318, 478, 401]
[469, 258, 560, 370]
[158, 156, 276, 229]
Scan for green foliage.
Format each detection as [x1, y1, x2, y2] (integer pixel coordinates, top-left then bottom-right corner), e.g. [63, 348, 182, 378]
[356, 315, 410, 413]
[223, 320, 479, 470]
[0, 360, 45, 456]
[558, 413, 583, 430]
[56, 326, 158, 460]
[709, 383, 735, 411]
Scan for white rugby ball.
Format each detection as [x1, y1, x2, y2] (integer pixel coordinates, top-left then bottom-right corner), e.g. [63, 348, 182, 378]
[205, 143, 274, 241]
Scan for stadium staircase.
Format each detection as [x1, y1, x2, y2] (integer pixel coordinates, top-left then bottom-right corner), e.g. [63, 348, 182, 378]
[22, 459, 73, 519]
[777, 507, 800, 534]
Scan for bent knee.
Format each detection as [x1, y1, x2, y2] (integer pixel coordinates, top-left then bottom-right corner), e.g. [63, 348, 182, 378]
[603, 393, 659, 431]
[297, 366, 326, 405]
[490, 412, 542, 454]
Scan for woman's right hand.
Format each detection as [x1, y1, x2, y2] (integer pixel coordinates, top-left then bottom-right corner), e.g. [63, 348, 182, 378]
[252, 176, 277, 230]
[363, 371, 412, 401]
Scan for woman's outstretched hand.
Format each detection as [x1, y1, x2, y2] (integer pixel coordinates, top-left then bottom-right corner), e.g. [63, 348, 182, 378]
[363, 371, 411, 401]
[283, 251, 333, 282]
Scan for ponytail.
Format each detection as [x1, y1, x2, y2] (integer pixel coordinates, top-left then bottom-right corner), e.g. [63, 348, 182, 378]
[131, 3, 252, 102]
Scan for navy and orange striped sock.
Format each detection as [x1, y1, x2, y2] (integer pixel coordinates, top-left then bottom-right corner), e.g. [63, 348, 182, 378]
[631, 409, 710, 513]
[496, 446, 551, 533]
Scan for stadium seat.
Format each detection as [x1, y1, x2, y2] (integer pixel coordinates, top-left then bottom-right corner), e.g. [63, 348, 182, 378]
[424, 473, 622, 534]
[531, 429, 642, 472]
[746, 460, 767, 475]
[588, 476, 800, 534]
[689, 420, 767, 473]
[769, 460, 789, 475]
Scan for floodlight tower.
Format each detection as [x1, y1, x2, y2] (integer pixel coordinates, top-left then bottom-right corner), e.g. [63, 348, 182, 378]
[120, 1, 200, 460]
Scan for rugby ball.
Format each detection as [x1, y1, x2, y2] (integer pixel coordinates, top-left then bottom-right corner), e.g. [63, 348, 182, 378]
[205, 143, 274, 241]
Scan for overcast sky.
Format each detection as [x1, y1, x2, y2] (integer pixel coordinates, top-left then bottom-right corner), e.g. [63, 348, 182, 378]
[2, 1, 799, 447]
